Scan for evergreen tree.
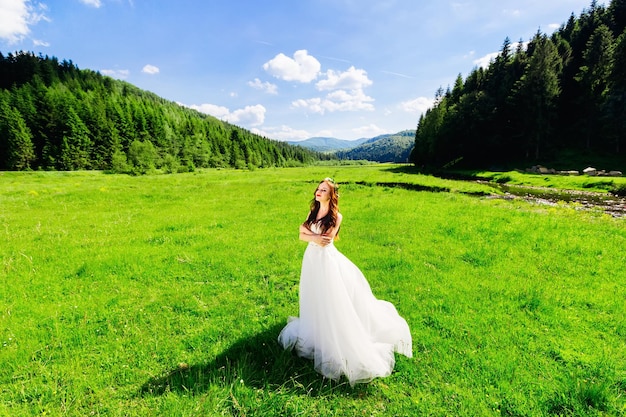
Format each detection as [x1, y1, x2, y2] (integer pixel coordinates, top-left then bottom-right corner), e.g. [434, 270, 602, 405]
[0, 51, 331, 171]
[59, 106, 92, 170]
[609, 0, 626, 35]
[510, 33, 562, 160]
[576, 24, 615, 150]
[0, 101, 36, 170]
[606, 28, 626, 153]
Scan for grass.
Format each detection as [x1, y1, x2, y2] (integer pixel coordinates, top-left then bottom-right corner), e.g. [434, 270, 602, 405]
[1, 165, 625, 416]
[471, 169, 626, 193]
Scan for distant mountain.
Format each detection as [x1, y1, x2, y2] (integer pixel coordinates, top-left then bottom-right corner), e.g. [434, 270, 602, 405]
[288, 137, 369, 152]
[335, 130, 416, 163]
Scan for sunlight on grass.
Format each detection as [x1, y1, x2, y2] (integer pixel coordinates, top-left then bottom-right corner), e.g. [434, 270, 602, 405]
[1, 166, 624, 416]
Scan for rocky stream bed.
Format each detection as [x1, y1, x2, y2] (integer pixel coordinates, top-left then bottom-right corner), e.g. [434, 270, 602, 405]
[483, 182, 626, 218]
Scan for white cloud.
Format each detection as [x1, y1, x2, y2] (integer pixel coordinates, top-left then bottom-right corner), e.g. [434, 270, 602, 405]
[101, 69, 130, 79]
[187, 103, 231, 119]
[473, 51, 499, 68]
[473, 41, 528, 69]
[352, 124, 389, 137]
[263, 49, 321, 83]
[292, 97, 322, 113]
[187, 103, 266, 127]
[316, 66, 372, 91]
[247, 78, 278, 94]
[142, 64, 160, 75]
[230, 104, 266, 126]
[290, 66, 375, 114]
[400, 97, 434, 114]
[326, 89, 374, 111]
[251, 125, 311, 141]
[33, 39, 49, 47]
[0, 0, 48, 44]
[547, 23, 561, 32]
[79, 0, 102, 7]
[292, 88, 374, 114]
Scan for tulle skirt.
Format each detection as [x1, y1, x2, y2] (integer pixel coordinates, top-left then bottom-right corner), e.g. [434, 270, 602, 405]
[278, 241, 412, 386]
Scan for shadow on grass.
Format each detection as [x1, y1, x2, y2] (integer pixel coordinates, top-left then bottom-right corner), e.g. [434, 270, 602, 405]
[139, 322, 372, 398]
[350, 166, 491, 196]
[383, 164, 488, 181]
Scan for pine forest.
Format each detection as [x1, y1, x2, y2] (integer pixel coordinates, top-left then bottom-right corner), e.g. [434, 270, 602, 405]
[0, 53, 330, 173]
[411, 0, 626, 170]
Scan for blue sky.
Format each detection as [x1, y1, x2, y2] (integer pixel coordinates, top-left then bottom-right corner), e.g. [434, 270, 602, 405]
[1, 0, 602, 141]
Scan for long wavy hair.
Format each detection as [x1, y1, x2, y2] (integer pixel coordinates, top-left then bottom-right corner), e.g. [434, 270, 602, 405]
[304, 178, 339, 235]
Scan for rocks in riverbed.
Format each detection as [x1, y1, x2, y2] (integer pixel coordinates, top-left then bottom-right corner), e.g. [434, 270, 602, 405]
[524, 165, 622, 177]
[581, 167, 623, 177]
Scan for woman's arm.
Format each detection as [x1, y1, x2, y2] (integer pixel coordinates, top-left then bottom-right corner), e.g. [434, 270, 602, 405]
[299, 213, 342, 246]
[299, 223, 329, 245]
[323, 212, 342, 240]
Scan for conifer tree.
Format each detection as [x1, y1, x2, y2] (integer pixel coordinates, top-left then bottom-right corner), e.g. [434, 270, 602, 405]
[576, 24, 615, 150]
[0, 101, 36, 170]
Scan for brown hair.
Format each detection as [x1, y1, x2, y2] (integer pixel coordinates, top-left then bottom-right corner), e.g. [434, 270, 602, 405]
[304, 178, 339, 235]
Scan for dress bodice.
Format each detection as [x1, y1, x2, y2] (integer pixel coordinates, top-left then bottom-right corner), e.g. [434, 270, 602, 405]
[310, 222, 322, 234]
[309, 221, 333, 246]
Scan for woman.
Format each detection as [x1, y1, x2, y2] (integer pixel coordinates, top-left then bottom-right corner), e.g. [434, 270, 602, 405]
[278, 178, 412, 386]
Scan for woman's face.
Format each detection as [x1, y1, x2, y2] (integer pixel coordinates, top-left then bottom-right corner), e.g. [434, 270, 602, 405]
[315, 181, 332, 203]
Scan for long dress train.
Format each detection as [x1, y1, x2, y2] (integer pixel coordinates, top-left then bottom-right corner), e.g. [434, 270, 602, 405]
[278, 224, 412, 386]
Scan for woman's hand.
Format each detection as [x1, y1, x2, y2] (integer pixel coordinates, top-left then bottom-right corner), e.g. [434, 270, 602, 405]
[317, 234, 333, 246]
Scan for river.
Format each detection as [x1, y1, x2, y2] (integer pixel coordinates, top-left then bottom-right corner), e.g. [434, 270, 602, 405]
[482, 182, 626, 218]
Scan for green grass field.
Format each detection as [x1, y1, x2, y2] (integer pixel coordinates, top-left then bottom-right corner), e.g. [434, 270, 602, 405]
[1, 165, 625, 416]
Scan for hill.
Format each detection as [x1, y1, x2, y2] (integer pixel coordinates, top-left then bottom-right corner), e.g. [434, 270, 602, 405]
[0, 51, 332, 172]
[335, 130, 415, 163]
[288, 137, 369, 152]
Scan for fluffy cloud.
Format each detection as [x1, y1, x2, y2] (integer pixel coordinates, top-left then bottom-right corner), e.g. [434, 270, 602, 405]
[229, 104, 266, 126]
[251, 125, 312, 141]
[292, 88, 374, 114]
[247, 78, 278, 94]
[0, 0, 48, 44]
[263, 50, 321, 83]
[316, 66, 372, 91]
[101, 69, 130, 79]
[290, 65, 375, 114]
[187, 103, 266, 127]
[400, 97, 434, 114]
[142, 64, 160, 75]
[352, 124, 388, 137]
[473, 51, 499, 69]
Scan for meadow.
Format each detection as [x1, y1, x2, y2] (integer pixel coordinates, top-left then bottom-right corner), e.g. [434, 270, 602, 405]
[1, 165, 625, 416]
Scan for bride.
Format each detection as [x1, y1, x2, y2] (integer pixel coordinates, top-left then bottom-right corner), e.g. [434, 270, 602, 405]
[278, 178, 412, 386]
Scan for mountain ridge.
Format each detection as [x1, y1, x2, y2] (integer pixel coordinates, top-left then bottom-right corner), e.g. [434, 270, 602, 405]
[290, 130, 416, 162]
[287, 137, 369, 152]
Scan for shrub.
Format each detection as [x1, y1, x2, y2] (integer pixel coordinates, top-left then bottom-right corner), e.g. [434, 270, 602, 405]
[610, 183, 626, 196]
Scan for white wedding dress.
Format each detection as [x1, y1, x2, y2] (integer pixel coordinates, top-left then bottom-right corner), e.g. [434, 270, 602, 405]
[278, 223, 412, 386]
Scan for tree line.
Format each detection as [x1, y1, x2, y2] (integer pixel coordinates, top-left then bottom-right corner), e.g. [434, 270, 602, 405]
[335, 130, 415, 163]
[0, 52, 332, 172]
[411, 0, 626, 170]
